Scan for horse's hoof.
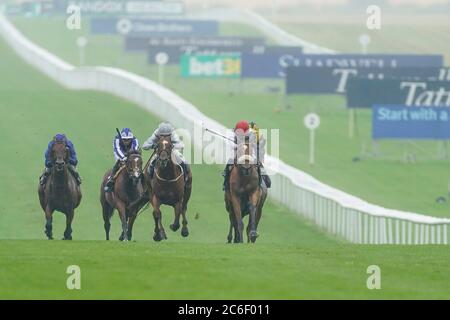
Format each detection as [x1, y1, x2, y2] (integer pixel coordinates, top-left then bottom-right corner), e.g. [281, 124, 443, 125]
[250, 231, 259, 243]
[153, 233, 162, 242]
[181, 228, 189, 237]
[170, 224, 180, 232]
[63, 237, 72, 241]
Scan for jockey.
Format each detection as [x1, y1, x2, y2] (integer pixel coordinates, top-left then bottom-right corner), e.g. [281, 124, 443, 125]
[142, 121, 190, 182]
[39, 134, 82, 186]
[104, 128, 139, 192]
[222, 120, 271, 191]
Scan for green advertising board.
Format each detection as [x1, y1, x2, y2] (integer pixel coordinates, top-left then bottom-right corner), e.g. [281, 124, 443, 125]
[180, 54, 241, 78]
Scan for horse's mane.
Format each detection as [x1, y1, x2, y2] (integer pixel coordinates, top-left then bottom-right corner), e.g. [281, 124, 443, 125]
[128, 149, 142, 156]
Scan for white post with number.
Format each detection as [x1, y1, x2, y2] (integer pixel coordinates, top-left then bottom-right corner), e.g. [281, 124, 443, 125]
[359, 34, 371, 54]
[76, 36, 87, 66]
[304, 113, 320, 165]
[155, 52, 169, 85]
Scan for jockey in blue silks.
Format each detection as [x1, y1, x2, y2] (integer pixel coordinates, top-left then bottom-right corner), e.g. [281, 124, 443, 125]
[39, 134, 82, 185]
[104, 128, 140, 192]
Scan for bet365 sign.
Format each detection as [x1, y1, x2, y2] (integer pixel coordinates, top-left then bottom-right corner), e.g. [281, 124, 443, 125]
[180, 54, 241, 78]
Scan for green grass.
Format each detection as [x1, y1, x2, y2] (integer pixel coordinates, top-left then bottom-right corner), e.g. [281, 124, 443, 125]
[1, 240, 450, 299]
[10, 16, 450, 219]
[2, 16, 450, 299]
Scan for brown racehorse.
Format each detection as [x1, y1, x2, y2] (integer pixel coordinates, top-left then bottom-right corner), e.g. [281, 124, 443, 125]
[225, 137, 267, 243]
[144, 135, 192, 242]
[100, 150, 145, 241]
[38, 140, 82, 240]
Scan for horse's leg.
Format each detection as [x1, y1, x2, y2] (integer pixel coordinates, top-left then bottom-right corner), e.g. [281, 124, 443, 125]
[230, 194, 244, 243]
[152, 196, 166, 242]
[44, 205, 54, 240]
[63, 210, 74, 240]
[102, 202, 113, 241]
[227, 213, 235, 243]
[248, 190, 261, 243]
[181, 177, 192, 238]
[255, 189, 267, 239]
[170, 202, 181, 232]
[116, 201, 128, 242]
[127, 212, 138, 241]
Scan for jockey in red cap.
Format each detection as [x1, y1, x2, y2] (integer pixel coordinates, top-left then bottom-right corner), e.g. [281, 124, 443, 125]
[222, 120, 271, 191]
[234, 120, 249, 133]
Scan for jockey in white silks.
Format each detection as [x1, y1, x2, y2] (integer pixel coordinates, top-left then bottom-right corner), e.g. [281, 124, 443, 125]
[222, 120, 271, 191]
[142, 121, 190, 182]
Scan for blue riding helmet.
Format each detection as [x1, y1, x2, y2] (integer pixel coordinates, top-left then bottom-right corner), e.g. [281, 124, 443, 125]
[54, 133, 67, 142]
[120, 128, 134, 140]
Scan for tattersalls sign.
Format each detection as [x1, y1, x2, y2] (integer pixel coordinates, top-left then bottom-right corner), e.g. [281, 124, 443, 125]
[346, 79, 450, 108]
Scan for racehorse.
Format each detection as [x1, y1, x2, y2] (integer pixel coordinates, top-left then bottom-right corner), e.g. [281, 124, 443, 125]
[144, 135, 192, 242]
[100, 150, 145, 241]
[225, 136, 267, 243]
[38, 139, 82, 240]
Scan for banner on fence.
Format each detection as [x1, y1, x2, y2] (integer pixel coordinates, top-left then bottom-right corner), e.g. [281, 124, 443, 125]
[146, 43, 287, 65]
[286, 67, 450, 94]
[91, 18, 219, 35]
[54, 0, 184, 15]
[296, 54, 444, 68]
[241, 52, 303, 78]
[125, 36, 266, 52]
[373, 105, 450, 140]
[347, 79, 450, 108]
[180, 54, 241, 78]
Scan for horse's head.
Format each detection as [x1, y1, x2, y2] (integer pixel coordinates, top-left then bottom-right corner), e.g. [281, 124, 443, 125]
[126, 149, 143, 183]
[156, 135, 173, 169]
[51, 139, 69, 171]
[235, 134, 257, 176]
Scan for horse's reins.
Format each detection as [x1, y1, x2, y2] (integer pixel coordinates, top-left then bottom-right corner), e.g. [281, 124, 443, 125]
[155, 164, 184, 182]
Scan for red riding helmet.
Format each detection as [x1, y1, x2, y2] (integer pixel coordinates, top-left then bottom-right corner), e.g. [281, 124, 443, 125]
[234, 120, 249, 133]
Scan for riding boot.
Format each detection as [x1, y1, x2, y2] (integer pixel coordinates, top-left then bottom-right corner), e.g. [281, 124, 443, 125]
[222, 163, 233, 191]
[148, 159, 156, 179]
[39, 167, 51, 186]
[68, 164, 82, 185]
[104, 161, 120, 193]
[260, 166, 272, 188]
[180, 162, 190, 183]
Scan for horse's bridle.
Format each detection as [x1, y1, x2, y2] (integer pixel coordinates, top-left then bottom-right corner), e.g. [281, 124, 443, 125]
[235, 155, 258, 177]
[52, 141, 69, 171]
[235, 141, 258, 177]
[154, 136, 184, 182]
[125, 153, 143, 182]
[155, 136, 174, 169]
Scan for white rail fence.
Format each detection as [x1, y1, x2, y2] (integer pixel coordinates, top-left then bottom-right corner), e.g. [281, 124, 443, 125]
[1, 14, 449, 244]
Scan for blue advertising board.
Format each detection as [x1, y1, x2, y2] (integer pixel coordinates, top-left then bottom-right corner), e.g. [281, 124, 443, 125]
[125, 36, 266, 52]
[91, 18, 219, 36]
[373, 105, 450, 140]
[286, 67, 450, 94]
[241, 53, 303, 78]
[347, 79, 450, 108]
[295, 54, 443, 68]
